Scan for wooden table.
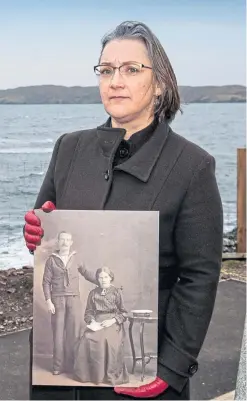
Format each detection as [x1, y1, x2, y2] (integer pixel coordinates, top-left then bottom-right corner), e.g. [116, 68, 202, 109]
[127, 315, 158, 381]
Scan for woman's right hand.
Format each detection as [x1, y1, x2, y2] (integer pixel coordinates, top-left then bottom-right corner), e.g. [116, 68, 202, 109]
[24, 201, 56, 251]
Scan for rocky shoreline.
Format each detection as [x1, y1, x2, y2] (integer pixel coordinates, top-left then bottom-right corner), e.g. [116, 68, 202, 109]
[0, 250, 246, 336]
[223, 228, 237, 253]
[0, 266, 33, 334]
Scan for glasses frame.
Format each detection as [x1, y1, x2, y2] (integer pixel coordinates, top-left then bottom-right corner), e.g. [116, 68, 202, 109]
[93, 62, 152, 77]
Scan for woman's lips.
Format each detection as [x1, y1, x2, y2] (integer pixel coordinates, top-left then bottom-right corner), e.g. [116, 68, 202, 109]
[110, 96, 128, 101]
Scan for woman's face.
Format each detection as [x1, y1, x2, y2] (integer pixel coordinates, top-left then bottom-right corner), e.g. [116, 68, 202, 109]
[98, 39, 161, 123]
[98, 271, 112, 288]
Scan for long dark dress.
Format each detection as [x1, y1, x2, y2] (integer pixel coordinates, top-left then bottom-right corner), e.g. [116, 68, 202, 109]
[74, 285, 129, 386]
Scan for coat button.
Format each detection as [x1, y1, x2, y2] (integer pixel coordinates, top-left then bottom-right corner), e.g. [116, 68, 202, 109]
[188, 364, 198, 375]
[104, 170, 110, 181]
[119, 147, 129, 158]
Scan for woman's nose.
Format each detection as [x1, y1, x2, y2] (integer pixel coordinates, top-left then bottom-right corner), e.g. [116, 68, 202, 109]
[109, 70, 125, 88]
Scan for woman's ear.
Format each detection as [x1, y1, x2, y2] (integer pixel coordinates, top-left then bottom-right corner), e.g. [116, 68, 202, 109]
[155, 85, 162, 97]
[154, 79, 162, 97]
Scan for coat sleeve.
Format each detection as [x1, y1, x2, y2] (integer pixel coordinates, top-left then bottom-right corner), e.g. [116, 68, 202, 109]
[33, 134, 67, 209]
[114, 289, 128, 324]
[84, 290, 96, 324]
[158, 154, 223, 392]
[42, 258, 53, 301]
[78, 264, 98, 285]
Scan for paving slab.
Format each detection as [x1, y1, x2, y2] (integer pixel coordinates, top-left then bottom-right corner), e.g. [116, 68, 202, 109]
[190, 280, 246, 400]
[0, 280, 245, 400]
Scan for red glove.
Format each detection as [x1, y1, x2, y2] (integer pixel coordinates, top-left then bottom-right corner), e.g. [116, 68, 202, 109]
[114, 377, 169, 398]
[24, 201, 56, 252]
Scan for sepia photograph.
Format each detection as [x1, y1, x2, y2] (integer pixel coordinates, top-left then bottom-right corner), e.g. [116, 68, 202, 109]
[32, 209, 159, 388]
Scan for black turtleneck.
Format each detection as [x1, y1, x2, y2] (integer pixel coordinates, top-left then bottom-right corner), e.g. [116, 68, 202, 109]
[105, 118, 158, 167]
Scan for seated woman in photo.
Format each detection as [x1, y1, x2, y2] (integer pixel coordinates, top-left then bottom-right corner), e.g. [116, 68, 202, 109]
[74, 267, 129, 386]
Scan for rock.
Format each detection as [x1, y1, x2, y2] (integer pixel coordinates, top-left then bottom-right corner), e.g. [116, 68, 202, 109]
[24, 272, 33, 277]
[29, 316, 33, 321]
[22, 265, 33, 270]
[221, 274, 230, 280]
[21, 317, 27, 323]
[6, 268, 17, 276]
[7, 288, 16, 294]
[22, 274, 33, 291]
[223, 238, 234, 246]
[223, 228, 237, 253]
[0, 311, 3, 315]
[16, 270, 24, 275]
[0, 325, 4, 330]
[0, 280, 6, 286]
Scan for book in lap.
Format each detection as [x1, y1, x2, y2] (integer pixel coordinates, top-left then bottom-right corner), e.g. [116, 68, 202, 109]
[32, 210, 159, 388]
[87, 321, 104, 332]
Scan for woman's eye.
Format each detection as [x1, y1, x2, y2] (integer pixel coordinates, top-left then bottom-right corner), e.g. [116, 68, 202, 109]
[101, 68, 112, 75]
[128, 67, 138, 74]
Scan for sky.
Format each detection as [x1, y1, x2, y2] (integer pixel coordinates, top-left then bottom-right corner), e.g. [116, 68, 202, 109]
[0, 0, 246, 89]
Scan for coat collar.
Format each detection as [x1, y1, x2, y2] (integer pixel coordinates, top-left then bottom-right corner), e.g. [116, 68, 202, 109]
[51, 251, 76, 267]
[96, 118, 170, 183]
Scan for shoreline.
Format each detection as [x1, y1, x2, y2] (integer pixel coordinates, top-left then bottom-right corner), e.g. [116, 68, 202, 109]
[0, 259, 246, 336]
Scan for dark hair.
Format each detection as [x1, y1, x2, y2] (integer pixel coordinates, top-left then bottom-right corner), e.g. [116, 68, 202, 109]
[100, 20, 181, 123]
[95, 267, 114, 283]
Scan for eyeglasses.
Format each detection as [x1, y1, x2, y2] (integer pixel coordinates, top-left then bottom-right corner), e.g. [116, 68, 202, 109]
[94, 62, 152, 78]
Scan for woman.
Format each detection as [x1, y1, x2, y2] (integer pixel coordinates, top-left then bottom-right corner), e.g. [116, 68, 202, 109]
[74, 267, 129, 386]
[24, 20, 223, 400]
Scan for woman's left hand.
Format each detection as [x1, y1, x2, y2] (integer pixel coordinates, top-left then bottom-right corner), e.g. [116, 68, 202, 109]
[114, 377, 169, 398]
[101, 318, 116, 328]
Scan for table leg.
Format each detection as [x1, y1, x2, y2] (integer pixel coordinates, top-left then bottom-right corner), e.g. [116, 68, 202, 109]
[73, 388, 80, 400]
[129, 320, 136, 374]
[140, 322, 145, 381]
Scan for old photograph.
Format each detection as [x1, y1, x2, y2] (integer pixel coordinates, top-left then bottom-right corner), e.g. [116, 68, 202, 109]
[32, 210, 159, 388]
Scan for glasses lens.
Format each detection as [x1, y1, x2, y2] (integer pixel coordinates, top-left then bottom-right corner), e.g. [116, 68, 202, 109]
[120, 64, 142, 75]
[95, 66, 113, 76]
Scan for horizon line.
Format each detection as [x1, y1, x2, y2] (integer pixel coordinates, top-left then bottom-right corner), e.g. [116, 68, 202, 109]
[1, 83, 246, 91]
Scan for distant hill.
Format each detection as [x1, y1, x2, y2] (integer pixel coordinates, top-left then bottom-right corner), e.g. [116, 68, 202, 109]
[0, 84, 245, 104]
[179, 85, 246, 103]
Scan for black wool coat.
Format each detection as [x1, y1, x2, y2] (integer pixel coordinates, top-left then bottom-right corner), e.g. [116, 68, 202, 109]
[31, 119, 223, 400]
